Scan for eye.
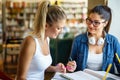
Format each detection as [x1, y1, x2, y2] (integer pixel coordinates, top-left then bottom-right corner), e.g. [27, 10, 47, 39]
[57, 27, 62, 30]
[86, 18, 93, 23]
[94, 21, 100, 25]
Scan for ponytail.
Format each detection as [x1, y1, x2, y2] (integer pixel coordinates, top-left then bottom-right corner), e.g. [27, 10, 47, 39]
[33, 0, 50, 41]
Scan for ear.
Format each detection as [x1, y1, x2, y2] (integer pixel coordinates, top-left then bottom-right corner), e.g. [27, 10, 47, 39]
[103, 21, 108, 27]
[45, 23, 49, 30]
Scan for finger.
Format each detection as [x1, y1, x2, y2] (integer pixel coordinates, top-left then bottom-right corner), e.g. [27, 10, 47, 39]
[57, 63, 66, 69]
[67, 61, 74, 65]
[66, 66, 74, 72]
[68, 62, 76, 66]
[60, 63, 66, 73]
[66, 65, 72, 70]
[72, 61, 76, 64]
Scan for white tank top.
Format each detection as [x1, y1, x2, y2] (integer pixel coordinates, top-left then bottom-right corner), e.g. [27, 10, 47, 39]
[26, 37, 52, 80]
[87, 51, 103, 71]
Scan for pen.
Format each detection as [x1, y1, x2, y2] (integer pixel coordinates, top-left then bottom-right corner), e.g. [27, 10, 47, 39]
[66, 57, 73, 70]
[69, 57, 73, 61]
[115, 53, 120, 63]
[102, 64, 112, 80]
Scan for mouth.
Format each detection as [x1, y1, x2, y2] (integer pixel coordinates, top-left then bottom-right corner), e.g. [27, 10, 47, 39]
[88, 28, 95, 31]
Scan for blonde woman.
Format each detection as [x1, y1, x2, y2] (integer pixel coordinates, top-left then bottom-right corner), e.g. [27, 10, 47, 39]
[16, 0, 67, 80]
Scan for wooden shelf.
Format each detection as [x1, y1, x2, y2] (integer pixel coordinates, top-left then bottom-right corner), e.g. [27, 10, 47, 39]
[59, 0, 88, 27]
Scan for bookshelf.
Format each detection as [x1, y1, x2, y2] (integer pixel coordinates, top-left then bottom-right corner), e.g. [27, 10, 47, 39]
[4, 0, 39, 39]
[4, 1, 25, 40]
[0, 0, 2, 44]
[59, 0, 88, 28]
[3, 0, 88, 39]
[58, 0, 88, 37]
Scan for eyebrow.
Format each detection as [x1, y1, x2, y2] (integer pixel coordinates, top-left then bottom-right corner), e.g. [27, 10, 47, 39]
[89, 18, 104, 22]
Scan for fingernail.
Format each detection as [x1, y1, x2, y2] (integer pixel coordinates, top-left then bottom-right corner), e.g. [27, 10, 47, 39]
[66, 66, 72, 70]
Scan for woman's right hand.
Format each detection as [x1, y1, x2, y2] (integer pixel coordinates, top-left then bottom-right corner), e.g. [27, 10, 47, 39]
[66, 61, 77, 72]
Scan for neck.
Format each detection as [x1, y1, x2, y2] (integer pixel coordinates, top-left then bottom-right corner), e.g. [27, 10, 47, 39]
[89, 31, 104, 39]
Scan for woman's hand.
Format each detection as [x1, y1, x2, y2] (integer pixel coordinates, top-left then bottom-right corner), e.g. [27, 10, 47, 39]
[66, 61, 77, 72]
[55, 63, 66, 73]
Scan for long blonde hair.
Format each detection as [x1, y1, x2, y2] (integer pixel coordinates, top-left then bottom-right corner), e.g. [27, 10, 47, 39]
[33, 0, 66, 41]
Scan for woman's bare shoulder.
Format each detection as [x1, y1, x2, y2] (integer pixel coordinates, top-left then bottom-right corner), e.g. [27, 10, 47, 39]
[20, 36, 36, 56]
[21, 36, 36, 50]
[23, 36, 35, 44]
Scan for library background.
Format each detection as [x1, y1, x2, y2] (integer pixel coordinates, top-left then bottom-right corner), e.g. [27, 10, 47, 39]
[0, 0, 119, 80]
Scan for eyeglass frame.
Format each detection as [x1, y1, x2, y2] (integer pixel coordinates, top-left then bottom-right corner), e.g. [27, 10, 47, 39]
[86, 18, 106, 27]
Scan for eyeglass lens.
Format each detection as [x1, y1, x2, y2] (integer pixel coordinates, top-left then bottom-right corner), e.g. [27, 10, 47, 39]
[86, 18, 105, 26]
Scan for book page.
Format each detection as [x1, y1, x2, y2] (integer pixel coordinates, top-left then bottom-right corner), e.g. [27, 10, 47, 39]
[51, 72, 67, 80]
[84, 69, 120, 80]
[51, 69, 120, 80]
[60, 71, 101, 80]
[95, 71, 120, 80]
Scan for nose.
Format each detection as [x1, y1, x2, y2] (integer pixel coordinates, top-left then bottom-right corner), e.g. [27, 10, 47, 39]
[59, 28, 63, 33]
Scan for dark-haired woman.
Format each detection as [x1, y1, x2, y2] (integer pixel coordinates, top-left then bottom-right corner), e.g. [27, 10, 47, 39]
[66, 5, 120, 76]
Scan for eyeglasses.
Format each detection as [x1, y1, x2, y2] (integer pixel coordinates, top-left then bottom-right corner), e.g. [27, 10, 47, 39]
[86, 18, 105, 27]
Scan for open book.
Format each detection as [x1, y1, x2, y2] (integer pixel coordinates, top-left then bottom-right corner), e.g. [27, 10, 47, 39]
[52, 69, 120, 80]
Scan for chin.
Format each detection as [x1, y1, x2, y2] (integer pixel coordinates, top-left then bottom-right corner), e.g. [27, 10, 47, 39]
[88, 30, 96, 34]
[50, 36, 57, 39]
[89, 31, 95, 34]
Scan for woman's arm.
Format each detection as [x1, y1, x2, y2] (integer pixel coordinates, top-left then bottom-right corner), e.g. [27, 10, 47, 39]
[16, 36, 35, 80]
[113, 37, 120, 73]
[46, 63, 66, 73]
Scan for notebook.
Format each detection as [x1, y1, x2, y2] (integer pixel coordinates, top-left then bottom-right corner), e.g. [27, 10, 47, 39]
[53, 69, 120, 80]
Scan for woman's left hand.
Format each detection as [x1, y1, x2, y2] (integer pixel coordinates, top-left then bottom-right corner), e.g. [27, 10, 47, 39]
[55, 63, 66, 73]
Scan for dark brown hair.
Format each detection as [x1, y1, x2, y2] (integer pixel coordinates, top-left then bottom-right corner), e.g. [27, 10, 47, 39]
[89, 5, 112, 33]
